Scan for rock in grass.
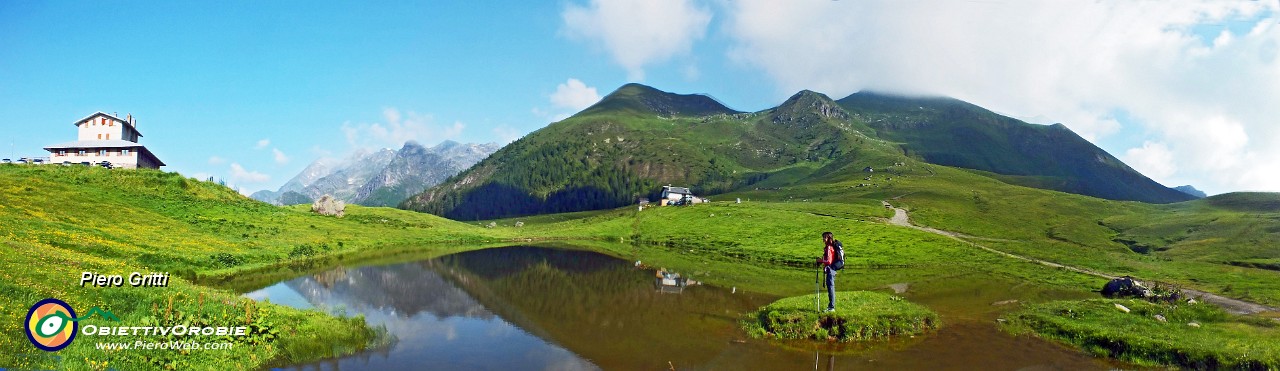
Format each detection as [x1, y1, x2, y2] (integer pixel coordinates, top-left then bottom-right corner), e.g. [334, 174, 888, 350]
[311, 194, 345, 217]
[1115, 303, 1131, 313]
[743, 291, 939, 342]
[1154, 314, 1167, 323]
[1188, 322, 1201, 328]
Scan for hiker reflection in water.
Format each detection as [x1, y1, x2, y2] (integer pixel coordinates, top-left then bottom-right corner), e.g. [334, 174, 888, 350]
[817, 231, 843, 312]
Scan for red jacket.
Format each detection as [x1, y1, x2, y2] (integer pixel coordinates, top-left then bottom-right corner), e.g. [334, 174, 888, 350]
[818, 244, 835, 266]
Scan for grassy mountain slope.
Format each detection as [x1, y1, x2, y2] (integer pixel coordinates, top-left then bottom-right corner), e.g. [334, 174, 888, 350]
[402, 86, 903, 220]
[836, 92, 1193, 204]
[406, 84, 1194, 222]
[480, 156, 1280, 308]
[1103, 192, 1280, 271]
[0, 165, 503, 369]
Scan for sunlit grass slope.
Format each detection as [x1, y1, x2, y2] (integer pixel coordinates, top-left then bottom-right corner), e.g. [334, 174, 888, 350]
[0, 165, 504, 369]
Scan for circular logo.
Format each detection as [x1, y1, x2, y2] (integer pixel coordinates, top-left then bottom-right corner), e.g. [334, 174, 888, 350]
[25, 298, 78, 352]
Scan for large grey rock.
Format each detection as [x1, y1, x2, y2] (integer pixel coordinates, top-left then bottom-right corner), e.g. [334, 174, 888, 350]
[311, 194, 345, 217]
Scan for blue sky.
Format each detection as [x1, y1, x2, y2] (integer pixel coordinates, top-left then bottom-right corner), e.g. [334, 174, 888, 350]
[2, 1, 1277, 196]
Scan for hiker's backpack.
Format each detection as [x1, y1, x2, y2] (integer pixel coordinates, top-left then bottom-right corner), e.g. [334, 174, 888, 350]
[831, 240, 845, 271]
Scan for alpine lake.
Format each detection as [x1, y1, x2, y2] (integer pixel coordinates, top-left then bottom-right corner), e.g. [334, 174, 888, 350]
[242, 244, 1137, 370]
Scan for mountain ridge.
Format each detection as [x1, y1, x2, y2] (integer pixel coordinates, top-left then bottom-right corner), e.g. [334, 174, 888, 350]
[254, 141, 499, 207]
[835, 91, 1193, 203]
[403, 83, 1192, 220]
[577, 82, 741, 118]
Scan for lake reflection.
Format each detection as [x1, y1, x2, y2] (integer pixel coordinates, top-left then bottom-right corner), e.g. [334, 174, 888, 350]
[248, 246, 1120, 370]
[247, 246, 774, 370]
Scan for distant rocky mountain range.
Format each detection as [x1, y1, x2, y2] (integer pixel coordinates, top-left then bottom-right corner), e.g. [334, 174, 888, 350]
[251, 140, 499, 207]
[1175, 185, 1207, 198]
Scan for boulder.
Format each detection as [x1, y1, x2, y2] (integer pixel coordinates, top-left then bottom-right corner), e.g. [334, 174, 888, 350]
[311, 194, 345, 217]
[1101, 276, 1151, 298]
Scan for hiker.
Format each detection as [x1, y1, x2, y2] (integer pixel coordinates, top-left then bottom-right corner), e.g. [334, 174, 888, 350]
[816, 231, 844, 312]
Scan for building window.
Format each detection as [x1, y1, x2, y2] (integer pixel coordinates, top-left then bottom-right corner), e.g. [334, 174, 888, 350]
[122, 149, 131, 156]
[106, 134, 110, 140]
[58, 150, 66, 157]
[99, 149, 107, 156]
[78, 150, 86, 156]
[97, 134, 102, 139]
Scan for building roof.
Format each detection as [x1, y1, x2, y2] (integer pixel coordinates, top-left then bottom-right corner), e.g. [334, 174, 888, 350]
[74, 112, 144, 138]
[44, 140, 148, 149]
[42, 140, 165, 166]
[663, 186, 692, 194]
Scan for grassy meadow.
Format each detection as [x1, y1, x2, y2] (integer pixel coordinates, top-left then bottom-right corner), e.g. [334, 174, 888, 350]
[1005, 299, 1280, 368]
[0, 165, 511, 370]
[2, 160, 1278, 369]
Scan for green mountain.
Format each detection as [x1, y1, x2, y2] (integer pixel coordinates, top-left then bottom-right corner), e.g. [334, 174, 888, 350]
[401, 86, 885, 220]
[835, 92, 1194, 204]
[403, 84, 1191, 220]
[577, 82, 742, 117]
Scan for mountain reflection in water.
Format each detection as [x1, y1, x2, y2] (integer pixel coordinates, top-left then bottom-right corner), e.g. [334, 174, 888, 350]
[246, 246, 773, 370]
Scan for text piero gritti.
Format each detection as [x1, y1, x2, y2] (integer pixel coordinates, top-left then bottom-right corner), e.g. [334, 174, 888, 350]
[80, 271, 170, 287]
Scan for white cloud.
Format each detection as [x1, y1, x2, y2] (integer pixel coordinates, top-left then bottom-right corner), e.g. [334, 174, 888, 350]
[562, 0, 712, 80]
[254, 139, 271, 150]
[272, 148, 290, 165]
[1123, 141, 1177, 183]
[550, 78, 601, 111]
[537, 78, 603, 122]
[342, 107, 465, 149]
[207, 156, 226, 165]
[723, 1, 1280, 194]
[228, 163, 270, 184]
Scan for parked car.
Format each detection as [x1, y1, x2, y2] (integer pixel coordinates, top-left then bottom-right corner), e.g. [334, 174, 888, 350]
[32, 159, 44, 164]
[97, 161, 113, 169]
[1, 158, 10, 164]
[61, 161, 72, 166]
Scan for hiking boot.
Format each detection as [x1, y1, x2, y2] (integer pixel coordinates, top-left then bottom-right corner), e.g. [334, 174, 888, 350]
[824, 308, 836, 313]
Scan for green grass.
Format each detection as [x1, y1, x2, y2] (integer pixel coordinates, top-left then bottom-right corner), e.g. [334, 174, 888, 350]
[0, 239, 384, 370]
[1005, 299, 1280, 369]
[744, 291, 938, 342]
[488, 200, 1105, 296]
[0, 165, 508, 369]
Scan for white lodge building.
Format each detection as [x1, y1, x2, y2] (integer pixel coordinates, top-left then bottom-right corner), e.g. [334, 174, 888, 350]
[43, 112, 165, 169]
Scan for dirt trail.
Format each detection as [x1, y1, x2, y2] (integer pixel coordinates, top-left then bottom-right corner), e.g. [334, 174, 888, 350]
[880, 201, 1277, 315]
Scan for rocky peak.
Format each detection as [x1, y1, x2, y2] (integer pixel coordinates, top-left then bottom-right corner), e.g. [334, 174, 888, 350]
[777, 90, 848, 120]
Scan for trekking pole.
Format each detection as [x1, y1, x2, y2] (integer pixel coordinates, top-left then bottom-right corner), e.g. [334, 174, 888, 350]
[814, 265, 821, 313]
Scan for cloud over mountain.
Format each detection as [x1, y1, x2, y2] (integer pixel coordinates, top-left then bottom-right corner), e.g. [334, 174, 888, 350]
[722, 1, 1280, 195]
[562, 0, 712, 80]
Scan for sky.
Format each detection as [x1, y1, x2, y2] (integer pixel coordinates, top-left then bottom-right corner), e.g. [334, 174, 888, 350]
[2, 1, 1277, 196]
